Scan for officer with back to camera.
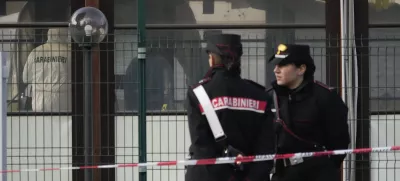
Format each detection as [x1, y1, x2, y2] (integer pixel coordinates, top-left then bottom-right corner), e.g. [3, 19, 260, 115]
[267, 44, 350, 181]
[185, 34, 275, 181]
[22, 28, 71, 112]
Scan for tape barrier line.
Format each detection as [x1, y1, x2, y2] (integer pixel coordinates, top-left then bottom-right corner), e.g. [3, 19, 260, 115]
[1, 146, 400, 174]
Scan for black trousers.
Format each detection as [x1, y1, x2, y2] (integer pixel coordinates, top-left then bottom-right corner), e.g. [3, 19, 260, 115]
[185, 164, 248, 181]
[271, 157, 341, 181]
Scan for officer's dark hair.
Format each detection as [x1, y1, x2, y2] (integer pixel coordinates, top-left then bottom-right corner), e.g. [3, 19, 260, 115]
[220, 48, 242, 75]
[227, 60, 241, 76]
[208, 47, 242, 76]
[205, 34, 243, 76]
[293, 61, 315, 80]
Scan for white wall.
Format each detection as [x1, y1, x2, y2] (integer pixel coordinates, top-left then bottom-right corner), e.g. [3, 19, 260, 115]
[7, 116, 73, 181]
[115, 116, 191, 181]
[370, 114, 400, 181]
[6, 116, 192, 181]
[6, 115, 400, 181]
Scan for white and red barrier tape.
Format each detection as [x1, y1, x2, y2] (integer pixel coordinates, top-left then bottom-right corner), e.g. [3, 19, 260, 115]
[1, 146, 400, 174]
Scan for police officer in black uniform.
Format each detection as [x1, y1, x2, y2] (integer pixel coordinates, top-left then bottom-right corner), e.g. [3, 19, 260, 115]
[267, 44, 350, 181]
[185, 34, 275, 181]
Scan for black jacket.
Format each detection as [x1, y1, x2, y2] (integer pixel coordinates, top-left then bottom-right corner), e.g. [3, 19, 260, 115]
[185, 66, 275, 181]
[268, 79, 350, 167]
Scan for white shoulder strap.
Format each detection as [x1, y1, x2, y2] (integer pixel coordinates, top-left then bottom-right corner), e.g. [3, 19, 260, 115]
[192, 85, 226, 141]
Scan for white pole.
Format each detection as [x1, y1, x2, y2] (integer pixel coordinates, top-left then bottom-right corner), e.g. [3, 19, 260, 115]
[341, 0, 358, 180]
[340, 0, 348, 103]
[0, 52, 8, 181]
[348, 0, 358, 180]
[340, 0, 352, 180]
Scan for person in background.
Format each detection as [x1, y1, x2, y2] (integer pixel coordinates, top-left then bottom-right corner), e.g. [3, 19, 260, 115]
[22, 28, 71, 112]
[123, 54, 172, 111]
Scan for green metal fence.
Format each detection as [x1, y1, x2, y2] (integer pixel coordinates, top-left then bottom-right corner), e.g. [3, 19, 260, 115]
[0, 24, 399, 181]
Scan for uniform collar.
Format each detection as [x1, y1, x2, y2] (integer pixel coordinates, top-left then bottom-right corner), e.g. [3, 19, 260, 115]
[203, 64, 240, 78]
[272, 78, 314, 101]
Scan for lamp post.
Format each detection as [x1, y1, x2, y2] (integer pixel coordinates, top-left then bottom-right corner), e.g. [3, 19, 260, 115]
[69, 7, 108, 181]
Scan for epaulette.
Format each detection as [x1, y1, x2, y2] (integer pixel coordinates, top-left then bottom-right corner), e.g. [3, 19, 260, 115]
[190, 77, 211, 89]
[314, 80, 334, 91]
[243, 79, 266, 90]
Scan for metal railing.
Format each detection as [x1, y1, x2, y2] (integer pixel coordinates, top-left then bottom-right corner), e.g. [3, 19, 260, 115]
[0, 23, 399, 181]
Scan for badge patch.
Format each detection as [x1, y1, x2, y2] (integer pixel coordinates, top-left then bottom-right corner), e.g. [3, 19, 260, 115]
[277, 44, 287, 55]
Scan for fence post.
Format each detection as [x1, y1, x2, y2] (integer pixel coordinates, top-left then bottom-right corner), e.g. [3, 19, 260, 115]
[83, 47, 94, 181]
[137, 0, 147, 180]
[0, 52, 8, 181]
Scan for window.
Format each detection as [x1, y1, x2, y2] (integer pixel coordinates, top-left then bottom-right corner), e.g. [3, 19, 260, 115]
[114, 0, 325, 25]
[369, 28, 400, 113]
[114, 0, 326, 112]
[0, 0, 71, 113]
[369, 2, 400, 112]
[369, 1, 400, 24]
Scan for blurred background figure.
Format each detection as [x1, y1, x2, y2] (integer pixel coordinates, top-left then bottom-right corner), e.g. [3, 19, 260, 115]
[22, 28, 71, 112]
[123, 54, 173, 111]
